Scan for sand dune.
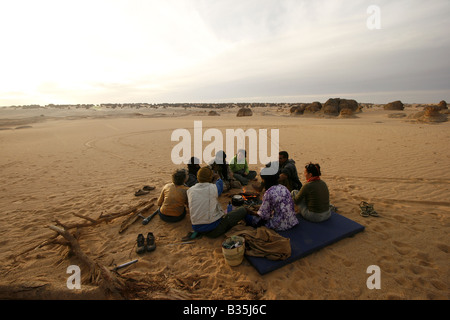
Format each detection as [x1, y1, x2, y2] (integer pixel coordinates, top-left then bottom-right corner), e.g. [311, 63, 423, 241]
[0, 105, 448, 300]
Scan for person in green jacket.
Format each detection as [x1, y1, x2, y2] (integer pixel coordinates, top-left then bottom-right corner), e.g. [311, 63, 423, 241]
[229, 149, 257, 186]
[292, 162, 331, 222]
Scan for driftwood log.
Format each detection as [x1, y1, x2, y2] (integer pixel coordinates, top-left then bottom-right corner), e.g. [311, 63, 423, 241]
[48, 225, 125, 298]
[15, 198, 157, 260]
[12, 198, 166, 298]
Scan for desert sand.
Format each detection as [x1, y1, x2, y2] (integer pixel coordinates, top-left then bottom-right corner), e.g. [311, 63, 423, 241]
[0, 104, 448, 300]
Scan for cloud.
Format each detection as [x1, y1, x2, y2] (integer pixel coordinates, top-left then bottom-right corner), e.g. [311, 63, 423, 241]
[1, 0, 449, 105]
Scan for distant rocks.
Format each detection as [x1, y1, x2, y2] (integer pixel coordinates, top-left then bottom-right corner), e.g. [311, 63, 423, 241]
[208, 110, 220, 116]
[290, 98, 360, 118]
[410, 106, 448, 123]
[322, 98, 359, 116]
[408, 105, 448, 124]
[338, 108, 358, 118]
[384, 100, 404, 110]
[236, 107, 253, 117]
[305, 101, 323, 114]
[438, 100, 447, 110]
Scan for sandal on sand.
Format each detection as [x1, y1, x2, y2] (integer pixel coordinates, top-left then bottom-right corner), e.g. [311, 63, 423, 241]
[135, 189, 149, 196]
[143, 185, 155, 191]
[181, 231, 202, 242]
[359, 201, 370, 217]
[146, 232, 156, 252]
[367, 204, 379, 217]
[359, 201, 379, 217]
[136, 234, 146, 254]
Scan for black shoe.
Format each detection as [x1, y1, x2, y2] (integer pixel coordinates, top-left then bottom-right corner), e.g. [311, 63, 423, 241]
[136, 234, 146, 254]
[146, 232, 156, 252]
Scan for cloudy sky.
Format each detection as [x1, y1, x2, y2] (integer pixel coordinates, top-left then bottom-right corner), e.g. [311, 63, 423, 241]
[1, 0, 449, 106]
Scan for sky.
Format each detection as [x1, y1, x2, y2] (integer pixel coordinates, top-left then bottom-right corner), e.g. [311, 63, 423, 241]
[1, 0, 449, 106]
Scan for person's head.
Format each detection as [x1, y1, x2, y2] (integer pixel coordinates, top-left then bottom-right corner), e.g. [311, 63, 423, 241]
[214, 150, 226, 164]
[188, 157, 200, 173]
[197, 167, 213, 183]
[236, 149, 247, 163]
[279, 151, 289, 165]
[172, 169, 188, 186]
[304, 162, 321, 179]
[260, 167, 279, 190]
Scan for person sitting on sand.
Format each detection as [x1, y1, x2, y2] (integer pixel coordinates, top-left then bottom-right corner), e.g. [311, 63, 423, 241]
[291, 162, 331, 223]
[245, 168, 299, 231]
[186, 167, 247, 238]
[156, 169, 189, 223]
[252, 151, 302, 192]
[186, 156, 201, 187]
[229, 149, 257, 186]
[209, 150, 241, 190]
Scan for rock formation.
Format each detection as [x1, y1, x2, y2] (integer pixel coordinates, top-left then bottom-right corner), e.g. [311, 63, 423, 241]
[438, 100, 448, 110]
[304, 101, 322, 113]
[236, 107, 253, 117]
[420, 106, 448, 123]
[384, 100, 404, 110]
[409, 106, 448, 123]
[322, 98, 359, 116]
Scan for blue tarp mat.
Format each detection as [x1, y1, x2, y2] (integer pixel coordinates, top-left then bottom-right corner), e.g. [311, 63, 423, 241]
[245, 211, 365, 275]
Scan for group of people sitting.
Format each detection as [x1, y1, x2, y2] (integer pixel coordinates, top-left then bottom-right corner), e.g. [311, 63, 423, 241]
[155, 149, 331, 239]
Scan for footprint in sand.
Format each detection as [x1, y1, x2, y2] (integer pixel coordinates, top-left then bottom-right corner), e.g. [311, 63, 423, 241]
[391, 240, 411, 256]
[435, 242, 449, 253]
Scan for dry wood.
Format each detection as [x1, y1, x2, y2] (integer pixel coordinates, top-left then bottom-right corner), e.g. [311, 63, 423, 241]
[48, 225, 125, 298]
[15, 199, 156, 260]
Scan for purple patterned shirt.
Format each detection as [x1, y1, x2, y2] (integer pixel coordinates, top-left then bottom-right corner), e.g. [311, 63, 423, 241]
[256, 184, 299, 231]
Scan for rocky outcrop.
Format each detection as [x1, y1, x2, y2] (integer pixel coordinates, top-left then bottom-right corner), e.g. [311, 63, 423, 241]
[304, 101, 322, 113]
[384, 100, 404, 110]
[322, 98, 359, 116]
[420, 106, 447, 123]
[409, 106, 448, 123]
[236, 107, 253, 117]
[338, 108, 357, 118]
[438, 100, 448, 110]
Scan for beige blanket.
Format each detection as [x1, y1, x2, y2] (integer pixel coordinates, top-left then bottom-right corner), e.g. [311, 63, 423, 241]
[225, 225, 291, 261]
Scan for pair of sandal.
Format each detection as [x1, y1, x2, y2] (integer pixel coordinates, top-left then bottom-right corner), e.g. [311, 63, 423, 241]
[135, 185, 155, 196]
[359, 201, 379, 217]
[136, 232, 156, 254]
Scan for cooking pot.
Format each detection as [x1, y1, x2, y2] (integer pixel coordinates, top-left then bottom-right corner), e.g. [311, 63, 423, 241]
[231, 195, 245, 207]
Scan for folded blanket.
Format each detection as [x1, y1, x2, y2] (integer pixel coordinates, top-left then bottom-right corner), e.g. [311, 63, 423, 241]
[225, 225, 291, 260]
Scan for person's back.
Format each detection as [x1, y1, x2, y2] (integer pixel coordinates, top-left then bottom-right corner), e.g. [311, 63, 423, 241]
[157, 169, 189, 223]
[280, 159, 302, 191]
[187, 182, 223, 225]
[187, 167, 247, 238]
[293, 162, 330, 223]
[158, 183, 188, 216]
[298, 179, 329, 213]
[259, 184, 299, 231]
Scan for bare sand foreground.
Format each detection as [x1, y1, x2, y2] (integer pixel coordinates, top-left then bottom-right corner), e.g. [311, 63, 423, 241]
[0, 105, 448, 300]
